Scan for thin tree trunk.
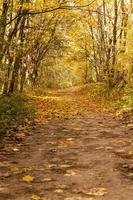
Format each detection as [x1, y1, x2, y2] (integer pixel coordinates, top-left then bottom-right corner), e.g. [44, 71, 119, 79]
[112, 0, 118, 65]
[0, 0, 9, 68]
[84, 41, 88, 83]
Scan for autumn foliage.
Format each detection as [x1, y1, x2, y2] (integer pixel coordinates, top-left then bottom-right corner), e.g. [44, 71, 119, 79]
[0, 0, 133, 135]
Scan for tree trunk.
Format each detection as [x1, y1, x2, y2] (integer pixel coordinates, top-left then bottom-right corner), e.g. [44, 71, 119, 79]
[112, 0, 118, 66]
[0, 0, 9, 68]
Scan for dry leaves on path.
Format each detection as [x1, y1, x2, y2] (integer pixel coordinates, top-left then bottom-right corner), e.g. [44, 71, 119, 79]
[30, 89, 110, 123]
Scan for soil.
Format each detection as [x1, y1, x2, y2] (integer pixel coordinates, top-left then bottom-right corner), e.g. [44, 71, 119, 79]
[0, 90, 133, 200]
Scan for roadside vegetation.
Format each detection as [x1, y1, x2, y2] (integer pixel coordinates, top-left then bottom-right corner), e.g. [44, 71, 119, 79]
[0, 95, 35, 140]
[79, 83, 133, 115]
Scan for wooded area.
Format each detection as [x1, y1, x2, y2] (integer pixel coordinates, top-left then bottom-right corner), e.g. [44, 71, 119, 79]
[0, 1, 133, 200]
[0, 0, 133, 93]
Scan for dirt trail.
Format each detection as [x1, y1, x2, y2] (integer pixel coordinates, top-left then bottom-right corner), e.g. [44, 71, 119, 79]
[0, 90, 133, 200]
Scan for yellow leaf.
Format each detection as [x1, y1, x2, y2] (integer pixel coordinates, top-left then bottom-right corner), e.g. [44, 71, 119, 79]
[31, 194, 41, 200]
[22, 175, 34, 183]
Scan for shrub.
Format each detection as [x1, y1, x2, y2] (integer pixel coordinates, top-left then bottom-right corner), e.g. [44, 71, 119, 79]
[78, 83, 133, 115]
[116, 84, 133, 113]
[0, 94, 35, 139]
[78, 83, 108, 99]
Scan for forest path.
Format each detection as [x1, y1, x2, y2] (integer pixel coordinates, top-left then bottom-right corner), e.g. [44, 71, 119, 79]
[0, 89, 133, 200]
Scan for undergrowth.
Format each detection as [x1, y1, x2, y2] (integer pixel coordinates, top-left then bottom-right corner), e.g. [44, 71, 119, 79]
[0, 94, 35, 140]
[79, 83, 133, 115]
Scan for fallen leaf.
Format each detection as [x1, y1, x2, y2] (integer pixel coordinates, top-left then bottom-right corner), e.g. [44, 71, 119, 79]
[66, 138, 74, 141]
[31, 194, 41, 200]
[12, 148, 19, 152]
[23, 175, 34, 183]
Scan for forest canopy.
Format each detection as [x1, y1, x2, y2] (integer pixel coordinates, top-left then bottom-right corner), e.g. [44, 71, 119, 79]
[0, 0, 133, 94]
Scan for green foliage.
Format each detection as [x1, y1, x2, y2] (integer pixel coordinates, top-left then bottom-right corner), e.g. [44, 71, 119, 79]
[115, 84, 133, 113]
[0, 94, 35, 138]
[79, 83, 108, 99]
[79, 83, 133, 115]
